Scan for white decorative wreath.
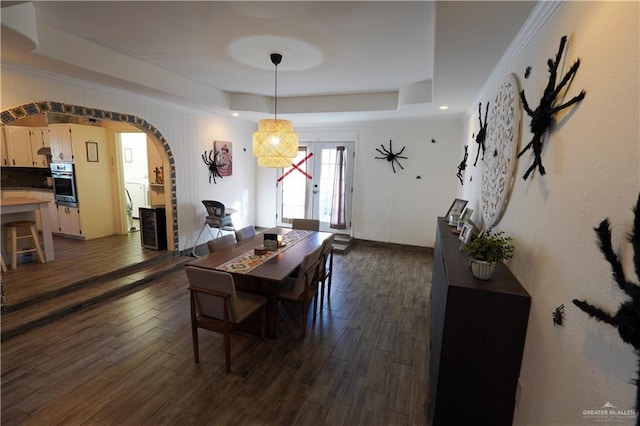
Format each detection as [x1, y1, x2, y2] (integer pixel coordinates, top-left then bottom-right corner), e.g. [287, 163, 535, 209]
[480, 74, 520, 228]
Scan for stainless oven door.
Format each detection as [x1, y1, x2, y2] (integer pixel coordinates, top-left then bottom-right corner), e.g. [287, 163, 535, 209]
[51, 163, 78, 207]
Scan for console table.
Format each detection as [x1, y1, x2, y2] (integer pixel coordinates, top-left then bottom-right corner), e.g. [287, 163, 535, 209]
[429, 218, 531, 426]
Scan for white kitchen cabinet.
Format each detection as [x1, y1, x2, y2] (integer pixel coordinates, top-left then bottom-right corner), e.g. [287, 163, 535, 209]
[29, 127, 51, 168]
[49, 124, 74, 162]
[57, 205, 81, 237]
[4, 126, 33, 167]
[0, 127, 8, 167]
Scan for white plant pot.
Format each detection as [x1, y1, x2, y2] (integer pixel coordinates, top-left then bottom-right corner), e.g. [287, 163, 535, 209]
[471, 260, 496, 280]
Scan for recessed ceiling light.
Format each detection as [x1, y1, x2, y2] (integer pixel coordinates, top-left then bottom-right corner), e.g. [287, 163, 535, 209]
[232, 112, 240, 117]
[439, 105, 449, 110]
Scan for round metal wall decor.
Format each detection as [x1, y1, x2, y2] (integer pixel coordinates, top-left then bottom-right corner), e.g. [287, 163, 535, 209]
[480, 74, 520, 227]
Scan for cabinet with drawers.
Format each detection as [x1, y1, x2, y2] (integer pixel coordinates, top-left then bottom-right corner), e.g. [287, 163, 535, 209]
[429, 218, 531, 426]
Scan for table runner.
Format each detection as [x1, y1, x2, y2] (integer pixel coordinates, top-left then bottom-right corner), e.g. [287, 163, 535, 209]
[216, 230, 312, 274]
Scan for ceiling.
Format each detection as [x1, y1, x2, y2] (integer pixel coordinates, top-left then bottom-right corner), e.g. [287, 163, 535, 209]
[1, 1, 537, 124]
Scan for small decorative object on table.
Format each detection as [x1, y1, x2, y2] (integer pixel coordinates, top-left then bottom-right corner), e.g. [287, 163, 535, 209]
[462, 229, 514, 280]
[254, 246, 268, 256]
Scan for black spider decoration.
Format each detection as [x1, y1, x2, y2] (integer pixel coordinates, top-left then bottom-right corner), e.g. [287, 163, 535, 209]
[375, 139, 407, 173]
[573, 193, 640, 416]
[202, 150, 222, 184]
[552, 304, 565, 326]
[473, 102, 489, 167]
[524, 66, 532, 79]
[518, 35, 586, 180]
[456, 145, 468, 185]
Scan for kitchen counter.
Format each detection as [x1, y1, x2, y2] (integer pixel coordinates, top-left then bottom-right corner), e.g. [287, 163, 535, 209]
[0, 197, 55, 262]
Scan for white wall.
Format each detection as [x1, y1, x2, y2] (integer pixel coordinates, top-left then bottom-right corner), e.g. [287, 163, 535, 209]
[0, 66, 257, 252]
[460, 2, 639, 424]
[255, 118, 462, 247]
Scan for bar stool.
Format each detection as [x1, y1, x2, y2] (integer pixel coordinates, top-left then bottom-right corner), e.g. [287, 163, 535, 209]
[4, 221, 45, 270]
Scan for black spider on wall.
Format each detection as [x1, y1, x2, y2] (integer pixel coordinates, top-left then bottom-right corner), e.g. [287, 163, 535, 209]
[202, 150, 222, 184]
[456, 145, 468, 185]
[473, 102, 489, 167]
[573, 193, 640, 417]
[518, 35, 586, 180]
[375, 140, 407, 173]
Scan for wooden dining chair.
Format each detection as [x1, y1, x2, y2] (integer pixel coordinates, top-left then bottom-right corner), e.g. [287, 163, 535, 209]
[291, 218, 320, 231]
[234, 225, 257, 242]
[277, 246, 322, 337]
[185, 266, 266, 372]
[207, 233, 237, 253]
[317, 233, 335, 310]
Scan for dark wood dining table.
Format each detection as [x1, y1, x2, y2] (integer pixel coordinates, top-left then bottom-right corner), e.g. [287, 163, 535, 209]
[185, 227, 332, 337]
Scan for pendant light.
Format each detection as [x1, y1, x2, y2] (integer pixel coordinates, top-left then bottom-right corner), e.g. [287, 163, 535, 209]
[252, 53, 298, 167]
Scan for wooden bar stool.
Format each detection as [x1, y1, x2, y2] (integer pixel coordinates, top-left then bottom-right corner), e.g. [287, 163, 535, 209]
[4, 221, 45, 270]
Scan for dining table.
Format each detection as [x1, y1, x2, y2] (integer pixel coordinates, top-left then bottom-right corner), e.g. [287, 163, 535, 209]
[185, 226, 332, 337]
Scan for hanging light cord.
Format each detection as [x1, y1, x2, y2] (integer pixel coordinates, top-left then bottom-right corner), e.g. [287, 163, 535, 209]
[270, 53, 282, 122]
[274, 60, 278, 121]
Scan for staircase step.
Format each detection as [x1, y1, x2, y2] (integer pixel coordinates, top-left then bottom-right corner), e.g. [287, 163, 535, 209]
[332, 234, 353, 254]
[1, 255, 191, 341]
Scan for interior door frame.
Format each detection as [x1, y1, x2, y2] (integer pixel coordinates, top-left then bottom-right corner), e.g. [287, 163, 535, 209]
[276, 137, 355, 234]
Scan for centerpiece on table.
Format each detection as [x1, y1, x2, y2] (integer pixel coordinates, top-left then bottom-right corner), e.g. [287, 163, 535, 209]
[462, 229, 514, 280]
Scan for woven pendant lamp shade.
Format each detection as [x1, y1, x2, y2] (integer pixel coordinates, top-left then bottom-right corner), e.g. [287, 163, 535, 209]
[257, 155, 293, 168]
[252, 119, 298, 158]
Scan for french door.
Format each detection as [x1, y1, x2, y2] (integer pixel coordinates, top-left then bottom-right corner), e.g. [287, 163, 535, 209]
[277, 142, 354, 233]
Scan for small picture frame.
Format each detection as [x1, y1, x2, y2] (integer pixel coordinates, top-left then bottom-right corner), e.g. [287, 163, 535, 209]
[460, 207, 474, 223]
[86, 141, 99, 162]
[459, 222, 475, 245]
[445, 198, 468, 218]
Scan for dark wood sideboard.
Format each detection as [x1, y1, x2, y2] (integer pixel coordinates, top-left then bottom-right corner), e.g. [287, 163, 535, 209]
[429, 218, 531, 426]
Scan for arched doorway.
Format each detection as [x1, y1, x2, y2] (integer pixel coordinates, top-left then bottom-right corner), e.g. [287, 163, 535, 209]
[1, 101, 178, 251]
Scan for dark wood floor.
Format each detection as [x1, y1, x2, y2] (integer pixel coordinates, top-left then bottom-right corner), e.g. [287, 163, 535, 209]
[1, 239, 433, 425]
[2, 229, 167, 307]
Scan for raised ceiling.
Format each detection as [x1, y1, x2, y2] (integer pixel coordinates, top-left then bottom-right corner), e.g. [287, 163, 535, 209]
[1, 1, 537, 124]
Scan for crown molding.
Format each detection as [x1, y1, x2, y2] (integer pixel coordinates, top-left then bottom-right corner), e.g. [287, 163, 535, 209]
[471, 0, 563, 116]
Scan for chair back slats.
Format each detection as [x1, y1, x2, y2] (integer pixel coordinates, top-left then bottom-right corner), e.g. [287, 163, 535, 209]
[290, 246, 322, 298]
[207, 233, 237, 253]
[185, 266, 240, 323]
[291, 218, 320, 231]
[235, 225, 257, 242]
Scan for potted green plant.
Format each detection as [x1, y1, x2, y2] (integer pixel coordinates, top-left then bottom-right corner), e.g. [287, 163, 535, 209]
[462, 229, 514, 280]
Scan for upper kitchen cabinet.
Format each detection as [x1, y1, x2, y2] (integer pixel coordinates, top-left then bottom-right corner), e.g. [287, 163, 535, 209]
[4, 125, 34, 167]
[49, 124, 74, 162]
[0, 126, 8, 167]
[29, 127, 51, 168]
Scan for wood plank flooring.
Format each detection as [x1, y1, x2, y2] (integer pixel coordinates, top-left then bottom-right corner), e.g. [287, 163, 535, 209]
[2, 230, 167, 307]
[1, 242, 433, 425]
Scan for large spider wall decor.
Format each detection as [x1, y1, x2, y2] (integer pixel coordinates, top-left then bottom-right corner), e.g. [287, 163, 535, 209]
[375, 139, 407, 173]
[573, 193, 640, 416]
[473, 102, 489, 167]
[202, 150, 222, 184]
[456, 145, 468, 185]
[518, 35, 586, 180]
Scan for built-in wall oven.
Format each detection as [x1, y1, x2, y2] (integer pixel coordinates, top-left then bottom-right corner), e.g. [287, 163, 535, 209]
[50, 163, 78, 207]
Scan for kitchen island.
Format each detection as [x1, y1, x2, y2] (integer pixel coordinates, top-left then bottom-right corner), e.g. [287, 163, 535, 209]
[1, 197, 55, 262]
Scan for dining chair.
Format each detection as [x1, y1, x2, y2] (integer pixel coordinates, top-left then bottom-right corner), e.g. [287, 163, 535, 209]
[185, 266, 266, 372]
[317, 233, 335, 310]
[207, 233, 237, 253]
[291, 218, 320, 231]
[235, 225, 257, 242]
[277, 245, 322, 337]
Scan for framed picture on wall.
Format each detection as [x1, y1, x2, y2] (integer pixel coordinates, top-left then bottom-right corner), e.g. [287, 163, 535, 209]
[214, 140, 233, 177]
[86, 141, 99, 162]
